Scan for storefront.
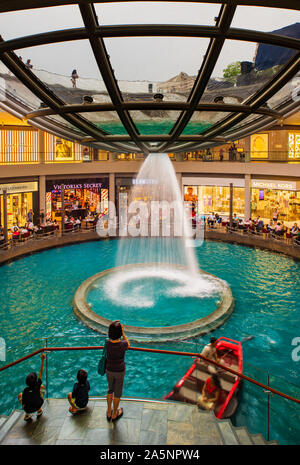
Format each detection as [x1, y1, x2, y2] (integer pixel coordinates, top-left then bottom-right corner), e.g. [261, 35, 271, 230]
[251, 179, 300, 224]
[0, 181, 39, 230]
[183, 177, 245, 218]
[46, 178, 109, 221]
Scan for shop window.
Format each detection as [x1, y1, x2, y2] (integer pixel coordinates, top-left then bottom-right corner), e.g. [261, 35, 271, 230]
[183, 185, 245, 217]
[288, 133, 300, 159]
[250, 133, 269, 159]
[251, 188, 300, 223]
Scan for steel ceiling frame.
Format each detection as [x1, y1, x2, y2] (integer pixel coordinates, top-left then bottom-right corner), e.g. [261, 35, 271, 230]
[0, 0, 299, 153]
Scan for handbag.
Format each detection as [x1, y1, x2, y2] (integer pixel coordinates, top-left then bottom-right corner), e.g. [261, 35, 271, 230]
[98, 339, 108, 376]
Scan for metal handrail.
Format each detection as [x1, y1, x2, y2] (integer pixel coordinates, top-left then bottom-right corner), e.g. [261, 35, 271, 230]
[0, 344, 299, 404]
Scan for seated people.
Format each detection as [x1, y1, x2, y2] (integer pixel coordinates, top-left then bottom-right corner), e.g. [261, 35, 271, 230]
[274, 222, 284, 236]
[18, 354, 45, 421]
[197, 374, 221, 411]
[201, 337, 220, 374]
[207, 213, 216, 228]
[68, 369, 90, 414]
[291, 223, 299, 236]
[74, 218, 81, 229]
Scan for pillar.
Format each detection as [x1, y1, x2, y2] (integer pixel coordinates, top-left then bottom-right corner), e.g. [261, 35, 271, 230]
[244, 174, 251, 221]
[229, 183, 233, 227]
[39, 175, 46, 220]
[176, 172, 182, 195]
[61, 185, 65, 235]
[3, 189, 8, 244]
[109, 173, 115, 209]
[38, 130, 45, 164]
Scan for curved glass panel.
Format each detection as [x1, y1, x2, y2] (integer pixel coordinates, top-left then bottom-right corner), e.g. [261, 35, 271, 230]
[128, 110, 181, 135]
[182, 110, 231, 135]
[14, 40, 109, 105]
[78, 112, 128, 135]
[267, 76, 300, 109]
[231, 6, 299, 31]
[96, 2, 221, 26]
[0, 5, 84, 41]
[0, 62, 41, 109]
[105, 37, 210, 101]
[45, 114, 87, 136]
[200, 39, 297, 106]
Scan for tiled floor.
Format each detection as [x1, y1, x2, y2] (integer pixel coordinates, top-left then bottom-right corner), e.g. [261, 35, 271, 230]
[0, 398, 223, 445]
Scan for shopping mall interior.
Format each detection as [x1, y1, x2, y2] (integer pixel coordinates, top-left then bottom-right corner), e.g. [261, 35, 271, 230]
[0, 0, 299, 450]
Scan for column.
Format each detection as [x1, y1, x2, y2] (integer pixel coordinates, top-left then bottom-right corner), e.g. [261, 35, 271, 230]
[3, 189, 8, 244]
[39, 175, 46, 221]
[176, 172, 182, 193]
[38, 130, 45, 164]
[229, 183, 233, 228]
[109, 173, 115, 208]
[61, 185, 65, 235]
[244, 174, 251, 221]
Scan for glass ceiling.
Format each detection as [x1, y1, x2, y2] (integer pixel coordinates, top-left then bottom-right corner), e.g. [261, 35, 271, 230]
[0, 1, 298, 154]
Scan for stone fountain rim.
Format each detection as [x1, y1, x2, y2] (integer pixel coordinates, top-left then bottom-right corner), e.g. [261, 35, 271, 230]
[73, 263, 234, 341]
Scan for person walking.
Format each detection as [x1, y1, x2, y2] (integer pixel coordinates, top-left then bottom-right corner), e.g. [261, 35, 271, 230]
[71, 69, 79, 88]
[105, 321, 130, 422]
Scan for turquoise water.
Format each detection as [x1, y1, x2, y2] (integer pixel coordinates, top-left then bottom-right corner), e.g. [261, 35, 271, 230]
[0, 240, 299, 444]
[97, 121, 211, 135]
[87, 266, 221, 327]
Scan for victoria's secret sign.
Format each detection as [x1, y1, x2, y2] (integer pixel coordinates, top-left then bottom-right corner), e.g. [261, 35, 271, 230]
[46, 178, 108, 192]
[53, 183, 103, 190]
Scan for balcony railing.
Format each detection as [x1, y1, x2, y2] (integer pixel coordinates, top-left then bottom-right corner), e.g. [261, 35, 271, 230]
[0, 151, 299, 164]
[0, 336, 299, 444]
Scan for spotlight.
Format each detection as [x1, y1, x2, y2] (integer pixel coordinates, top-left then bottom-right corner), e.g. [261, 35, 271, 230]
[154, 93, 164, 102]
[83, 95, 94, 104]
[214, 96, 224, 103]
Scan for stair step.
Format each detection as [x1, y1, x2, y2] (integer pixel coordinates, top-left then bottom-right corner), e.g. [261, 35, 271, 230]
[217, 420, 239, 445]
[0, 410, 22, 444]
[251, 433, 267, 445]
[234, 427, 254, 445]
[0, 416, 8, 428]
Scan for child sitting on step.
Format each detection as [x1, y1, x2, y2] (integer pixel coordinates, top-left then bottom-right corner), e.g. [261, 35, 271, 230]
[68, 369, 90, 414]
[18, 353, 46, 421]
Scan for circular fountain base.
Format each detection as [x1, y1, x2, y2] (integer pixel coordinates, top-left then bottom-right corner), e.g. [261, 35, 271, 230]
[73, 264, 234, 342]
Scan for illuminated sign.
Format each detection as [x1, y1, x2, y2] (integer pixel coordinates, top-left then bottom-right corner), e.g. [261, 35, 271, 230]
[251, 180, 296, 191]
[0, 181, 38, 195]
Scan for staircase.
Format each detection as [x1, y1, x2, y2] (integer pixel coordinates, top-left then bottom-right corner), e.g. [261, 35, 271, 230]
[0, 399, 279, 445]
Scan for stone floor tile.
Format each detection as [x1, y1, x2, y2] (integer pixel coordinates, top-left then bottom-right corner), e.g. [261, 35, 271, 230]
[142, 402, 169, 411]
[110, 418, 141, 444]
[167, 421, 195, 445]
[167, 403, 195, 423]
[141, 409, 168, 434]
[58, 414, 91, 440]
[139, 430, 167, 445]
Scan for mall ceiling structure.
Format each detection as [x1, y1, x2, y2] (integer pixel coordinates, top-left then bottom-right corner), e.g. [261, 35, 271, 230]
[0, 1, 299, 154]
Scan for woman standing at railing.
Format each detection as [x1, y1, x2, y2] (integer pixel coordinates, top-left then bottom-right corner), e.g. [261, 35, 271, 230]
[106, 321, 130, 422]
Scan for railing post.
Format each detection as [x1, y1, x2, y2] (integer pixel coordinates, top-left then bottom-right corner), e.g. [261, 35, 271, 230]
[267, 373, 270, 442]
[45, 338, 49, 400]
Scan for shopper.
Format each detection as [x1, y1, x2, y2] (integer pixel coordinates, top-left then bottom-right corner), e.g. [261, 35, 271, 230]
[18, 354, 45, 421]
[25, 59, 33, 69]
[68, 369, 90, 414]
[106, 321, 130, 422]
[71, 69, 79, 88]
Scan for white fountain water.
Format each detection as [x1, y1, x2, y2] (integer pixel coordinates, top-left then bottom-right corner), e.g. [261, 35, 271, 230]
[115, 152, 198, 273]
[74, 154, 233, 337]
